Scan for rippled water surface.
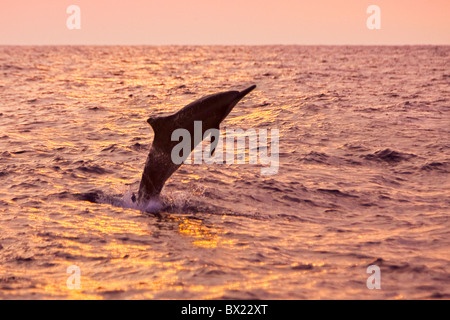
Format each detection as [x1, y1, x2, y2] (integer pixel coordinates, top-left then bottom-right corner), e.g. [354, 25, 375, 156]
[0, 46, 449, 299]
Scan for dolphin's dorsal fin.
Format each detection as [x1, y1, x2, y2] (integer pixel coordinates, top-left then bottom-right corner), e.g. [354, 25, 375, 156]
[146, 115, 174, 144]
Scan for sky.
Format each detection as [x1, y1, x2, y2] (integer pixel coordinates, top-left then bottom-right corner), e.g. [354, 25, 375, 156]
[0, 0, 449, 45]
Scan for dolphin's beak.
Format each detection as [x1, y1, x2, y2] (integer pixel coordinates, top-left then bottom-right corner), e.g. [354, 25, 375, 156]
[222, 85, 256, 119]
[236, 85, 256, 100]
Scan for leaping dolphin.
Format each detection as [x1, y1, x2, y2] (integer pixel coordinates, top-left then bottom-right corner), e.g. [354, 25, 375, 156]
[136, 85, 256, 203]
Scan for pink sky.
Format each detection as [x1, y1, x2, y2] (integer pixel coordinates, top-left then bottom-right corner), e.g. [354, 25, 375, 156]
[0, 0, 449, 45]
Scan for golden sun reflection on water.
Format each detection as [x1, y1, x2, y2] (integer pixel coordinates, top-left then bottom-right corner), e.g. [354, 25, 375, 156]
[178, 217, 219, 248]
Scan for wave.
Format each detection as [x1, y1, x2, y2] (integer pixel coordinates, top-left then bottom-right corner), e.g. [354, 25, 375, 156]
[363, 148, 417, 163]
[420, 161, 449, 172]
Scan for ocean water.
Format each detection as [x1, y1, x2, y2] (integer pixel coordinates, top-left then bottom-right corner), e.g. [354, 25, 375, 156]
[0, 45, 448, 299]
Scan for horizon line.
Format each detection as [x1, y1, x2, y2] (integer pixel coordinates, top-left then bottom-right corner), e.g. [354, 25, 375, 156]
[1, 43, 449, 47]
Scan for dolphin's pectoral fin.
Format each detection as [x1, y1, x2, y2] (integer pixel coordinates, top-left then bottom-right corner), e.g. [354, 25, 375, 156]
[206, 127, 220, 157]
[210, 134, 217, 157]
